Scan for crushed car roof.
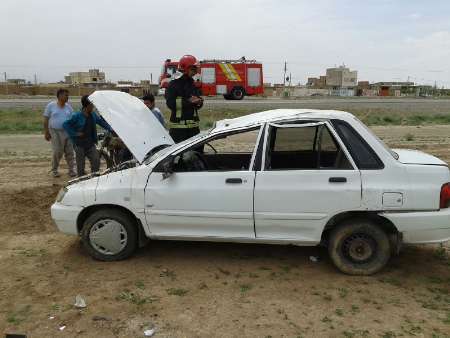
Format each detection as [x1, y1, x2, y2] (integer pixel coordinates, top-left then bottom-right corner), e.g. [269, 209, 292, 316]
[212, 109, 354, 132]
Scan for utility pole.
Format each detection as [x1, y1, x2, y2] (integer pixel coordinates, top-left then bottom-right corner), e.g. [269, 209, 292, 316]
[4, 72, 8, 95]
[289, 72, 292, 87]
[150, 73, 153, 84]
[34, 74, 38, 85]
[283, 61, 287, 86]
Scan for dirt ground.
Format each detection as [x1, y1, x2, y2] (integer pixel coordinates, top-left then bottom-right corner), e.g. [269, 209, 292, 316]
[0, 126, 449, 337]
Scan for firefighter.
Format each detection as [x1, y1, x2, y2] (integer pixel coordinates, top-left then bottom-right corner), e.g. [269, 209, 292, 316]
[165, 55, 203, 143]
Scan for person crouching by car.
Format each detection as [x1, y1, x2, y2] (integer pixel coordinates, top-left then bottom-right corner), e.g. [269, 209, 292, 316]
[63, 95, 112, 177]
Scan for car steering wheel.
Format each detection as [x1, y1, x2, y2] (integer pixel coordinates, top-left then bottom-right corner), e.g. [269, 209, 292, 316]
[204, 142, 218, 154]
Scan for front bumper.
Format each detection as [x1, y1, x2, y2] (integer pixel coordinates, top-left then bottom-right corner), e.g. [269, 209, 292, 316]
[51, 202, 83, 235]
[381, 208, 450, 244]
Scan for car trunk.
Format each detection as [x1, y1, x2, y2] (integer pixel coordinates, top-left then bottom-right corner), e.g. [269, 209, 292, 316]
[393, 149, 448, 166]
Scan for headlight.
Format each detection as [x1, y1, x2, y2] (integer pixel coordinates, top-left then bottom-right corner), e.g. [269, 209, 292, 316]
[55, 187, 68, 203]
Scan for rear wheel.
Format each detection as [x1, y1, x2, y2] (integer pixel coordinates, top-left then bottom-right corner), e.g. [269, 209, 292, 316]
[223, 94, 232, 100]
[81, 209, 138, 261]
[231, 87, 245, 100]
[328, 219, 391, 275]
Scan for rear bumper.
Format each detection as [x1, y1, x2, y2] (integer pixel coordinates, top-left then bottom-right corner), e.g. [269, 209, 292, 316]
[381, 209, 450, 244]
[51, 203, 83, 235]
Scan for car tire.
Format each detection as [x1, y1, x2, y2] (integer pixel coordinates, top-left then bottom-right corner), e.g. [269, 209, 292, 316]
[231, 87, 245, 100]
[328, 219, 391, 275]
[81, 208, 138, 261]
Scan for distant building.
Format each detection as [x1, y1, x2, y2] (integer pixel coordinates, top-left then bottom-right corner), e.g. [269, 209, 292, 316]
[65, 69, 106, 85]
[370, 82, 415, 96]
[7, 78, 27, 85]
[326, 65, 357, 88]
[357, 81, 370, 89]
[307, 76, 327, 88]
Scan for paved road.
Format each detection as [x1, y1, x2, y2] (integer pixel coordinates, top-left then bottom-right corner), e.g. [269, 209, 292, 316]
[1, 97, 450, 110]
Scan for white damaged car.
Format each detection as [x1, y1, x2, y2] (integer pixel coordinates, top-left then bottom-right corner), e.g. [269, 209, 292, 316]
[51, 91, 450, 275]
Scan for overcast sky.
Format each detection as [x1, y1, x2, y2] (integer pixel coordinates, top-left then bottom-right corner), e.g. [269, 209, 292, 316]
[1, 0, 449, 87]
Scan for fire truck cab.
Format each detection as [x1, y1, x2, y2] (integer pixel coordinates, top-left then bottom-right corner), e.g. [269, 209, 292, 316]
[159, 59, 179, 94]
[159, 58, 264, 100]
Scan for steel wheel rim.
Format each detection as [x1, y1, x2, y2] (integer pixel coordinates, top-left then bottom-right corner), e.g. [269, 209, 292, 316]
[342, 233, 376, 264]
[89, 219, 128, 255]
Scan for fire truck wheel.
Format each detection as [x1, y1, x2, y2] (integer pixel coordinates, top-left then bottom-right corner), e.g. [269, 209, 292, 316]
[231, 87, 245, 100]
[223, 94, 232, 100]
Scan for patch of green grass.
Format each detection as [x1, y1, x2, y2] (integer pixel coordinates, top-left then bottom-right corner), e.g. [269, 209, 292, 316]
[50, 304, 61, 311]
[338, 288, 348, 298]
[15, 248, 47, 257]
[4, 105, 450, 135]
[433, 245, 448, 261]
[442, 312, 450, 325]
[321, 316, 332, 323]
[166, 288, 189, 296]
[351, 305, 360, 314]
[279, 265, 292, 273]
[335, 308, 344, 316]
[239, 284, 252, 293]
[378, 277, 402, 287]
[135, 280, 145, 290]
[116, 290, 157, 305]
[401, 325, 423, 335]
[381, 331, 397, 338]
[427, 276, 444, 284]
[7, 305, 31, 325]
[159, 269, 177, 281]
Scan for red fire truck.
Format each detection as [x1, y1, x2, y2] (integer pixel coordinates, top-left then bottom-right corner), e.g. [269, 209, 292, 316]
[159, 58, 264, 100]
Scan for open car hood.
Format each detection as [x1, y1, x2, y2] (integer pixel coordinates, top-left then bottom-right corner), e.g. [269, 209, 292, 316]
[89, 90, 174, 163]
[393, 148, 448, 166]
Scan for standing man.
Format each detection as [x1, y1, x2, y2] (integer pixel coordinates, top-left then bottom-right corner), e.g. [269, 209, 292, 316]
[142, 93, 165, 127]
[63, 95, 112, 177]
[165, 55, 203, 143]
[43, 88, 76, 177]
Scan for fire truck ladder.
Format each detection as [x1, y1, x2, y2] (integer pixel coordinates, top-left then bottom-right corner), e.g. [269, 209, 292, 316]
[200, 58, 258, 64]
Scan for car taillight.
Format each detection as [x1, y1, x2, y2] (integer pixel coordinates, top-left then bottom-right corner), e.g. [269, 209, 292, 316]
[440, 183, 450, 208]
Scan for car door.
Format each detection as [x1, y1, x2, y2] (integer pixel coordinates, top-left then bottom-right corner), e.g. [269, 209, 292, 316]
[254, 121, 362, 242]
[144, 127, 262, 239]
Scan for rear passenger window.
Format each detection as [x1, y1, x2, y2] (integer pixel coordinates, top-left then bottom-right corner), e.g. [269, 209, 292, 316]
[266, 124, 352, 170]
[331, 120, 384, 169]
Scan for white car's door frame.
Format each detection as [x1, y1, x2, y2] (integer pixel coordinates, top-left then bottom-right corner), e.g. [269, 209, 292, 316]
[254, 120, 362, 243]
[144, 125, 264, 239]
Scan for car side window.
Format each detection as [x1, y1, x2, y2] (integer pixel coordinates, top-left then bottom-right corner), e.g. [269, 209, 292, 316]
[170, 127, 261, 172]
[331, 120, 384, 169]
[266, 124, 352, 170]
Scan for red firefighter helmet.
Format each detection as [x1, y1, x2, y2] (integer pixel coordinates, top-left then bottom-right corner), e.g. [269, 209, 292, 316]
[178, 55, 199, 73]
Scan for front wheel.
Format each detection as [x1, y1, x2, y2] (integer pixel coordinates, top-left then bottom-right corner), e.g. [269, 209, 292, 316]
[81, 209, 138, 261]
[328, 219, 391, 275]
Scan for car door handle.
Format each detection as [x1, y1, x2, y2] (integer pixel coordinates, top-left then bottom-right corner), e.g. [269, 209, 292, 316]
[329, 177, 347, 183]
[226, 178, 243, 184]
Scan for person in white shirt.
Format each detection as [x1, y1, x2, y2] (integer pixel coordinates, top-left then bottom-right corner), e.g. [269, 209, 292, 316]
[43, 88, 76, 177]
